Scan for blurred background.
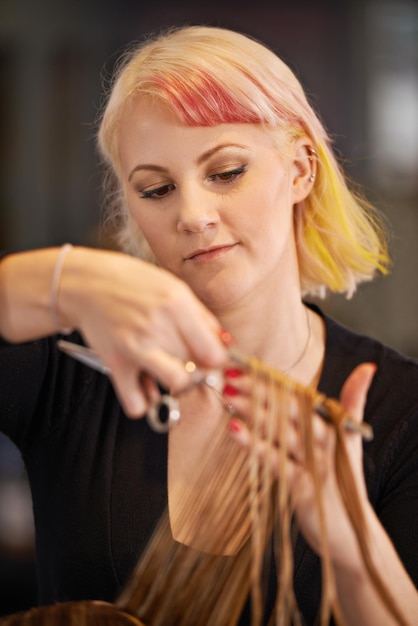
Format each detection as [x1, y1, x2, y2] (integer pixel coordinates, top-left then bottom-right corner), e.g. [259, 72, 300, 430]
[0, 0, 417, 616]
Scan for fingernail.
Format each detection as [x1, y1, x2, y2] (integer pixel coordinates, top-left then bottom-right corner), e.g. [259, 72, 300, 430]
[223, 383, 239, 397]
[220, 328, 233, 345]
[224, 368, 243, 378]
[228, 418, 242, 433]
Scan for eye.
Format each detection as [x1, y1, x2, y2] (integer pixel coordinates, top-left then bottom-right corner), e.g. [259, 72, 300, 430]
[208, 164, 247, 183]
[140, 183, 176, 199]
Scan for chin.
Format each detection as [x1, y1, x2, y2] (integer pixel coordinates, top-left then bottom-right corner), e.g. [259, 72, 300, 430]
[183, 264, 252, 308]
[195, 282, 248, 313]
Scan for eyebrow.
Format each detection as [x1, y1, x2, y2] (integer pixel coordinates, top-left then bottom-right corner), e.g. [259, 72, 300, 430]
[196, 142, 248, 165]
[128, 143, 248, 182]
[128, 164, 167, 182]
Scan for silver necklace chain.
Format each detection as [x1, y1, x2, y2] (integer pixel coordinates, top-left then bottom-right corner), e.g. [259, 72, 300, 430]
[282, 306, 311, 375]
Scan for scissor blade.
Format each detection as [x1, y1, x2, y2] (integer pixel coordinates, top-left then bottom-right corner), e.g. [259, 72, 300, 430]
[57, 339, 111, 375]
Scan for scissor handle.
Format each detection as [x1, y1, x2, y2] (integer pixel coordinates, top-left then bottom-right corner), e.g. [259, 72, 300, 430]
[147, 394, 181, 433]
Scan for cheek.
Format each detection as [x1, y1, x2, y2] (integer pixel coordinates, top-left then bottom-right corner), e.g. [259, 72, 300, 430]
[138, 223, 170, 259]
[127, 199, 168, 246]
[245, 185, 296, 259]
[247, 181, 293, 235]
[128, 205, 158, 258]
[129, 208, 180, 270]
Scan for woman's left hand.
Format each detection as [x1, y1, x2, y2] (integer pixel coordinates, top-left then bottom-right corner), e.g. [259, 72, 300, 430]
[224, 362, 377, 566]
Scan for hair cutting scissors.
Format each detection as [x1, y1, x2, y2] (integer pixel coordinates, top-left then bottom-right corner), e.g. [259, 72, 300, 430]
[56, 339, 222, 433]
[57, 339, 373, 440]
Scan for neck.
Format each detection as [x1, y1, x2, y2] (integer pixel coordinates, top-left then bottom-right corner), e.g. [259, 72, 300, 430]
[218, 291, 305, 361]
[217, 297, 325, 387]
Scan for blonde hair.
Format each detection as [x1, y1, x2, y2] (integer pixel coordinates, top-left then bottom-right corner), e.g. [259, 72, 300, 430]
[97, 25, 390, 298]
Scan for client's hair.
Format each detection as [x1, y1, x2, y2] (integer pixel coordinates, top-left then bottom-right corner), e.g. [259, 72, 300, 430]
[0, 357, 407, 625]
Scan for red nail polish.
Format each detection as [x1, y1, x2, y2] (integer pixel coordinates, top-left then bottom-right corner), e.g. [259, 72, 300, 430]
[224, 368, 243, 378]
[228, 418, 242, 433]
[223, 383, 239, 397]
[220, 328, 233, 345]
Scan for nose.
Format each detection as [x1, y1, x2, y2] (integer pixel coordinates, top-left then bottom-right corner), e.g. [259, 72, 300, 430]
[176, 186, 219, 234]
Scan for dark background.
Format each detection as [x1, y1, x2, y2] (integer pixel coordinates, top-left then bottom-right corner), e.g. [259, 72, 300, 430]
[0, 0, 417, 616]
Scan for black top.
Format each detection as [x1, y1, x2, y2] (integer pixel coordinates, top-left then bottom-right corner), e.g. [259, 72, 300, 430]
[1, 305, 418, 625]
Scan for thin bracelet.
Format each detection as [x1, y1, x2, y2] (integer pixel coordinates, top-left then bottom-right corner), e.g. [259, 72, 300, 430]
[50, 243, 73, 334]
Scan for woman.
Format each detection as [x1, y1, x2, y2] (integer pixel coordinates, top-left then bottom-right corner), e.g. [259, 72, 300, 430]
[0, 25, 417, 625]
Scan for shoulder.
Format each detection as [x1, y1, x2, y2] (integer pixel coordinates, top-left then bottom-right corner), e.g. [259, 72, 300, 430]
[308, 302, 418, 409]
[310, 301, 418, 447]
[309, 300, 418, 464]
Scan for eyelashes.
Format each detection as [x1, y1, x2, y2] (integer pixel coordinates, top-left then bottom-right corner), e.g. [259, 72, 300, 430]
[208, 163, 247, 183]
[138, 164, 248, 200]
[140, 183, 175, 199]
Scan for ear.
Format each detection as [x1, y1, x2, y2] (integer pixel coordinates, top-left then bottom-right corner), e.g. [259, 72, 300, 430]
[290, 139, 317, 204]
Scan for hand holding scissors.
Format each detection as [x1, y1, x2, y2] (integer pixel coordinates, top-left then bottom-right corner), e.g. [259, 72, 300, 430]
[57, 339, 224, 433]
[57, 339, 373, 440]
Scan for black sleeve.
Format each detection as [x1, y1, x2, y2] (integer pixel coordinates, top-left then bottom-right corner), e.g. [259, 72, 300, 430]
[0, 331, 99, 454]
[360, 347, 418, 588]
[0, 337, 50, 447]
[370, 405, 418, 587]
[0, 250, 50, 445]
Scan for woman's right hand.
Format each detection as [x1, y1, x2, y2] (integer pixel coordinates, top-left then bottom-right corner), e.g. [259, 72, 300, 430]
[57, 247, 229, 417]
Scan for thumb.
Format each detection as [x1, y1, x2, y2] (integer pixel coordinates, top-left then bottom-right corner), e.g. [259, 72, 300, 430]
[339, 362, 377, 424]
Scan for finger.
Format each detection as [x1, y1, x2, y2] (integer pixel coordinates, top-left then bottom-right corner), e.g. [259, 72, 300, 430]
[134, 348, 200, 395]
[110, 368, 150, 418]
[228, 417, 302, 483]
[222, 373, 250, 417]
[169, 289, 229, 368]
[139, 372, 161, 406]
[339, 362, 377, 424]
[178, 319, 229, 369]
[338, 363, 377, 495]
[222, 369, 279, 420]
[222, 371, 302, 435]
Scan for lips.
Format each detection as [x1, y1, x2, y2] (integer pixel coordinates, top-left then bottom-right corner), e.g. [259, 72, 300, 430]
[185, 243, 237, 262]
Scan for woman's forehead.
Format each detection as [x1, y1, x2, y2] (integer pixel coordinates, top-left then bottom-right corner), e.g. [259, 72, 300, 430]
[117, 100, 279, 168]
